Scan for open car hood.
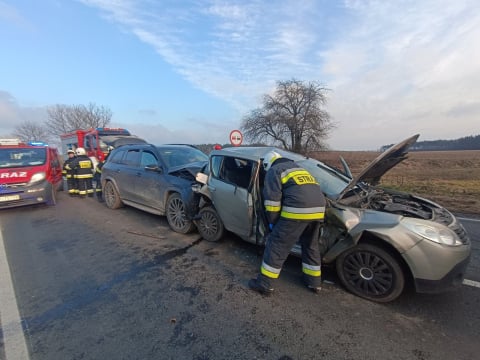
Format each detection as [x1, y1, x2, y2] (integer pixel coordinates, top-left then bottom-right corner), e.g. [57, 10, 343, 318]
[337, 134, 419, 200]
[167, 161, 208, 179]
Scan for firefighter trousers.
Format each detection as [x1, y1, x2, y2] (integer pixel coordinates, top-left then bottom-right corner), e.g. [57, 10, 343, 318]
[93, 173, 103, 201]
[76, 177, 94, 197]
[66, 174, 77, 196]
[260, 219, 323, 288]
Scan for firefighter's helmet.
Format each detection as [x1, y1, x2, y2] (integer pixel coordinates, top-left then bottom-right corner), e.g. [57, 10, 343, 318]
[262, 150, 282, 172]
[75, 147, 86, 156]
[67, 149, 75, 155]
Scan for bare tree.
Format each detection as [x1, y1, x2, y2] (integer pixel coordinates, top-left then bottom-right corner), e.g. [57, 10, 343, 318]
[241, 79, 335, 154]
[13, 120, 53, 143]
[45, 102, 112, 137]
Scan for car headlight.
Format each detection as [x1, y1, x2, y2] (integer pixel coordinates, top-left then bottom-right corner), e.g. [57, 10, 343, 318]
[402, 218, 460, 246]
[29, 172, 46, 185]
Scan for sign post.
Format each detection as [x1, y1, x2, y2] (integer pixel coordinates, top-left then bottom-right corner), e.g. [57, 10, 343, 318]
[229, 130, 243, 147]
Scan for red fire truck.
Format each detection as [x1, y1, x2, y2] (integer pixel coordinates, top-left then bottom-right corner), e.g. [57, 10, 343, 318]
[60, 127, 146, 167]
[0, 138, 63, 208]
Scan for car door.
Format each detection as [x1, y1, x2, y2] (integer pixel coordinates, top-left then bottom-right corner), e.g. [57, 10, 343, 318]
[115, 148, 141, 202]
[207, 155, 255, 239]
[48, 149, 63, 186]
[133, 149, 169, 212]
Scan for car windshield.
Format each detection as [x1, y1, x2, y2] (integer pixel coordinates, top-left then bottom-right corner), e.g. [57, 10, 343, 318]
[296, 158, 351, 198]
[157, 147, 208, 168]
[0, 148, 47, 168]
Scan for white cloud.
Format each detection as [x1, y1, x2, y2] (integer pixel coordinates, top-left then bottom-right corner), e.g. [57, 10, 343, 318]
[323, 0, 480, 149]
[0, 91, 48, 137]
[73, 1, 480, 148]
[78, 0, 328, 111]
[112, 117, 236, 146]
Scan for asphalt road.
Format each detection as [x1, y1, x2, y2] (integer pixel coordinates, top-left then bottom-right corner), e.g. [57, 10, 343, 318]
[0, 192, 479, 360]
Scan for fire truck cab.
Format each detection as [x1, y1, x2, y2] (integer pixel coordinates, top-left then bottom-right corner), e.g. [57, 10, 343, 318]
[60, 127, 146, 168]
[0, 139, 63, 209]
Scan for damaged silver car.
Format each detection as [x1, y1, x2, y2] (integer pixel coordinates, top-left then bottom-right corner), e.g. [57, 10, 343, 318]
[192, 135, 471, 302]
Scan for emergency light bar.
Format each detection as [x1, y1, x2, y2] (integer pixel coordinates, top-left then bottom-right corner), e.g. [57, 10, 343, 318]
[27, 141, 48, 146]
[96, 127, 131, 136]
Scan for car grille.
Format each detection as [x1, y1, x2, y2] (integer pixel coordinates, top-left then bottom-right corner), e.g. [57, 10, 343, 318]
[1, 182, 28, 187]
[0, 199, 26, 207]
[449, 222, 470, 245]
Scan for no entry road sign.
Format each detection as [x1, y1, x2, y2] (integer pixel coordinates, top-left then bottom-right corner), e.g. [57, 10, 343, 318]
[230, 130, 243, 146]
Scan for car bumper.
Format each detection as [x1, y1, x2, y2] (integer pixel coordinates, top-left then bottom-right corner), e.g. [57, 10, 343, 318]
[0, 181, 54, 209]
[402, 238, 471, 294]
[413, 255, 471, 293]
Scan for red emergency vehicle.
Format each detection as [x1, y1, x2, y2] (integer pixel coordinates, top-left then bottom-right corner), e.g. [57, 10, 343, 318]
[60, 127, 146, 167]
[0, 139, 63, 209]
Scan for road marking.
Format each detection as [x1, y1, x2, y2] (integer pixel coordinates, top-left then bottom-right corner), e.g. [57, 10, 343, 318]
[457, 217, 480, 223]
[0, 228, 30, 360]
[463, 279, 480, 288]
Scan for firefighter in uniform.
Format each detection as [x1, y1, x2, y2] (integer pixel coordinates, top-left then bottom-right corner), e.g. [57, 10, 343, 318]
[249, 150, 326, 296]
[93, 147, 112, 202]
[62, 149, 77, 196]
[73, 147, 94, 198]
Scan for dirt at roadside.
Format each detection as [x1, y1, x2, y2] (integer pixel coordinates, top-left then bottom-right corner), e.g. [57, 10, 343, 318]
[311, 149, 480, 216]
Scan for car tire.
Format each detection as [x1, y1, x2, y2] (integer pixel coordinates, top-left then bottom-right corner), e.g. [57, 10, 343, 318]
[166, 193, 195, 234]
[104, 181, 123, 209]
[196, 206, 225, 242]
[46, 183, 56, 206]
[336, 243, 405, 303]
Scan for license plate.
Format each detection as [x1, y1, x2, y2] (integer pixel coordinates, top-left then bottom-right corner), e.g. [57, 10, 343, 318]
[0, 195, 20, 202]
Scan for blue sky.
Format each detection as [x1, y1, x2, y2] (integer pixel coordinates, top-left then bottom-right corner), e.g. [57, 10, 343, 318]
[1, 0, 479, 150]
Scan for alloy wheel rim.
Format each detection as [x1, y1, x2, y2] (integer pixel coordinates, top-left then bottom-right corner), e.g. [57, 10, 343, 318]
[343, 251, 393, 296]
[169, 198, 186, 229]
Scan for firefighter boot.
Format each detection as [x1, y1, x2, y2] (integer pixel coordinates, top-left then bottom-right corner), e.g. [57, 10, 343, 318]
[303, 274, 322, 294]
[248, 274, 274, 296]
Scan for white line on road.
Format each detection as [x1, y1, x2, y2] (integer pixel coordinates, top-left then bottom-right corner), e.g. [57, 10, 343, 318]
[0, 227, 30, 360]
[457, 217, 480, 223]
[463, 279, 480, 288]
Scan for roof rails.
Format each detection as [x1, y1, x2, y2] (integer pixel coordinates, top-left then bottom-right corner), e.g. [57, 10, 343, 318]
[164, 144, 200, 149]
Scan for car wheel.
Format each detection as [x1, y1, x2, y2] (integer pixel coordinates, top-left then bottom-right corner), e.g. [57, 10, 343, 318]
[196, 206, 224, 242]
[46, 183, 56, 206]
[166, 193, 195, 234]
[104, 181, 123, 209]
[336, 243, 405, 303]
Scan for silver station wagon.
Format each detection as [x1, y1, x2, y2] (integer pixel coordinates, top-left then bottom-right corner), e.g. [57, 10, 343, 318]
[192, 135, 471, 302]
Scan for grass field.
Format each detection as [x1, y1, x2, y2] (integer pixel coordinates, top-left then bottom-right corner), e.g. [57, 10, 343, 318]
[313, 150, 480, 216]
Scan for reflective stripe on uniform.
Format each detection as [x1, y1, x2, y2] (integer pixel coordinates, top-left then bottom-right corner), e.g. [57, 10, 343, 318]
[261, 261, 281, 279]
[75, 174, 93, 179]
[302, 263, 321, 277]
[264, 200, 281, 212]
[280, 206, 325, 220]
[280, 169, 317, 185]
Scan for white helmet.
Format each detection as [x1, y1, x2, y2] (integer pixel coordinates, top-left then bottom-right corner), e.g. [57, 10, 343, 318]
[262, 150, 282, 172]
[75, 147, 86, 156]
